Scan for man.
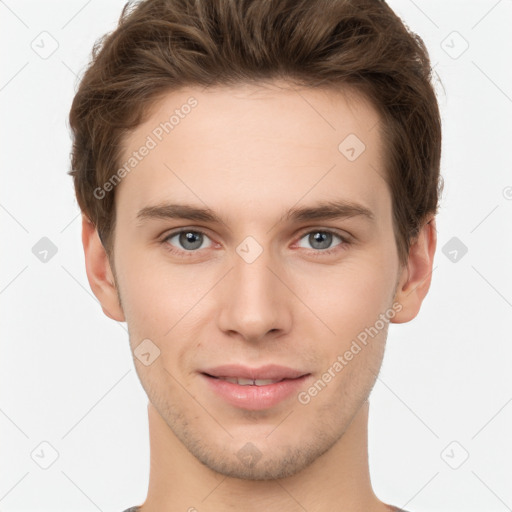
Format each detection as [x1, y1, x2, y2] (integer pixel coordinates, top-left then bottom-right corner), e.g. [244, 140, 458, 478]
[68, 0, 441, 510]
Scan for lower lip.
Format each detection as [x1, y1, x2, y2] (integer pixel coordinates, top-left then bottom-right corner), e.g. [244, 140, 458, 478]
[201, 373, 311, 411]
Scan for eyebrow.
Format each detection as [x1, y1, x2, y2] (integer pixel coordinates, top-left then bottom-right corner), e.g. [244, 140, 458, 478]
[135, 199, 375, 227]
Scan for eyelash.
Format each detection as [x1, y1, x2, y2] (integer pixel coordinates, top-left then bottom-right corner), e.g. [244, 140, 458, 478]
[160, 228, 351, 258]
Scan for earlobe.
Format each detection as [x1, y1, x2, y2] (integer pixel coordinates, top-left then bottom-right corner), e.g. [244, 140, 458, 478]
[81, 214, 126, 322]
[391, 217, 437, 324]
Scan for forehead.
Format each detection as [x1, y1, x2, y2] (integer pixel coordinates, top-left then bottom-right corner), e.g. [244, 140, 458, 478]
[115, 81, 389, 223]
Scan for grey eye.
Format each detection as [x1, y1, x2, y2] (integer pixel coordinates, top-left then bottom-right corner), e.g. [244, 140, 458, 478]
[166, 230, 212, 251]
[298, 231, 342, 251]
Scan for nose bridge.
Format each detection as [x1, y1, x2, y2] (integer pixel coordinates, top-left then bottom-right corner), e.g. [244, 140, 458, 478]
[217, 237, 291, 341]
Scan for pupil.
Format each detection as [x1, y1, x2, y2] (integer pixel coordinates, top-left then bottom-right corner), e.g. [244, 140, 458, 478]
[180, 231, 202, 250]
[311, 231, 331, 250]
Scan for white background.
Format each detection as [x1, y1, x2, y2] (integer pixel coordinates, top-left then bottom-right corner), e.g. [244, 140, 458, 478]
[1, 1, 511, 511]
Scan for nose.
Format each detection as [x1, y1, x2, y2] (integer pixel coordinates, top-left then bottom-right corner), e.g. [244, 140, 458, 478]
[216, 244, 292, 343]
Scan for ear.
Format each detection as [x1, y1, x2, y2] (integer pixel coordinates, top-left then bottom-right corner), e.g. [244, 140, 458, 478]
[391, 217, 437, 324]
[81, 214, 126, 322]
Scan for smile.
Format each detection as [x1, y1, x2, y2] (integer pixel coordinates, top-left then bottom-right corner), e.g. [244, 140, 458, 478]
[210, 376, 284, 386]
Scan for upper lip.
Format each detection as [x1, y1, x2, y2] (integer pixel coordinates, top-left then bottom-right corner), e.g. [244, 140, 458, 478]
[201, 364, 309, 380]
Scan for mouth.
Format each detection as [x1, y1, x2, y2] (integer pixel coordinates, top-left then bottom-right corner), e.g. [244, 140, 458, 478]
[202, 374, 290, 386]
[199, 365, 312, 410]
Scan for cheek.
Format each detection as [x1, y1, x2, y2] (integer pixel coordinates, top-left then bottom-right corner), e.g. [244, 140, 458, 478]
[300, 258, 397, 333]
[114, 250, 175, 337]
[117, 255, 215, 365]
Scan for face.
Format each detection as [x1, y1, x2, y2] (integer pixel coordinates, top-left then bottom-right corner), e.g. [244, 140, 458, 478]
[109, 81, 405, 479]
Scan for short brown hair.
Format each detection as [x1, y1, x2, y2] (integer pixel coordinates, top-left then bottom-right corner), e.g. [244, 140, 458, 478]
[68, 0, 442, 266]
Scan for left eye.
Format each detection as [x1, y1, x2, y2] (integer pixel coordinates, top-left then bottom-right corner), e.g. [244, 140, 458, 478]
[164, 230, 213, 251]
[297, 230, 345, 252]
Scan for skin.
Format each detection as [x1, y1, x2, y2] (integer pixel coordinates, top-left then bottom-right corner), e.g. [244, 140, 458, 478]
[82, 80, 436, 512]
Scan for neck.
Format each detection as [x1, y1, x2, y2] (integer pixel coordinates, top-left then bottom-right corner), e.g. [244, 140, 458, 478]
[139, 400, 390, 512]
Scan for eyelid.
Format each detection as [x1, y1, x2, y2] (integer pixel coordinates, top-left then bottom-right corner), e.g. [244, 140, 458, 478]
[294, 226, 352, 243]
[161, 227, 215, 248]
[292, 228, 351, 257]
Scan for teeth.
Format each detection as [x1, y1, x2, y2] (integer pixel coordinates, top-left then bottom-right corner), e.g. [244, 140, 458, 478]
[237, 377, 256, 386]
[254, 379, 278, 385]
[217, 376, 282, 386]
